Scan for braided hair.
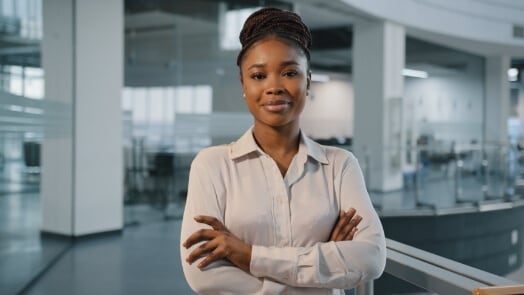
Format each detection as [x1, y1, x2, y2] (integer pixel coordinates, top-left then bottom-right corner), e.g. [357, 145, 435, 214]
[236, 7, 312, 67]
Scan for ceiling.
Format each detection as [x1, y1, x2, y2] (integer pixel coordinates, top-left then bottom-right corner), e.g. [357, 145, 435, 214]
[123, 0, 524, 75]
[0, 0, 522, 74]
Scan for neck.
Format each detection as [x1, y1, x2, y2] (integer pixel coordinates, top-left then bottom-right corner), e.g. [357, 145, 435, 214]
[252, 124, 300, 157]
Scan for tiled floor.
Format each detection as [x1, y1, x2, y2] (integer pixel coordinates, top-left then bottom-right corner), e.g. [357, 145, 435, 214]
[1, 160, 523, 295]
[0, 161, 70, 295]
[23, 220, 194, 295]
[21, 218, 524, 295]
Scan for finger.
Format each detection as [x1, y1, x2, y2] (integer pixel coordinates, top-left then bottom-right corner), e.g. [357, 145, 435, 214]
[341, 215, 362, 241]
[186, 241, 215, 264]
[329, 210, 346, 241]
[333, 212, 351, 242]
[194, 215, 227, 231]
[346, 227, 358, 241]
[331, 208, 357, 241]
[345, 207, 357, 220]
[197, 247, 228, 269]
[334, 213, 360, 242]
[184, 229, 218, 248]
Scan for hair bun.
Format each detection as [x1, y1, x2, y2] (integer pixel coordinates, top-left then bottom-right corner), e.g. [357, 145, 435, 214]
[237, 7, 312, 66]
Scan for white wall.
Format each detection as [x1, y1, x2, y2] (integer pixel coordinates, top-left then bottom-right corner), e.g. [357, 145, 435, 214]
[41, 0, 74, 235]
[301, 79, 354, 139]
[74, 0, 123, 235]
[404, 56, 484, 144]
[484, 56, 511, 144]
[518, 78, 524, 123]
[41, 0, 123, 236]
[301, 63, 486, 146]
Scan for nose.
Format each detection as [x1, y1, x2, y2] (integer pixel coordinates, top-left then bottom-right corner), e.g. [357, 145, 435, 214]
[265, 76, 285, 95]
[265, 87, 285, 95]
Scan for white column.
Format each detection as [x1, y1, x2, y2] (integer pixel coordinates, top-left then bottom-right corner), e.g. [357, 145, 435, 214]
[353, 20, 405, 192]
[41, 0, 123, 236]
[484, 56, 510, 144]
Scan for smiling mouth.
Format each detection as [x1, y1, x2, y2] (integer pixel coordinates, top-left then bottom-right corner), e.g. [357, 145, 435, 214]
[262, 100, 291, 112]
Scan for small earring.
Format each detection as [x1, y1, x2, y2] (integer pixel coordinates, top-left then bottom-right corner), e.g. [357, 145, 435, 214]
[243, 93, 246, 98]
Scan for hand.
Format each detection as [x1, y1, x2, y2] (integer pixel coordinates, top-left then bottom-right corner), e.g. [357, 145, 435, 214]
[328, 208, 362, 242]
[183, 215, 252, 272]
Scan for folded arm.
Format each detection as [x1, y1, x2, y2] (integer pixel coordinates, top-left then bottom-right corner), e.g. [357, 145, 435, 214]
[181, 151, 385, 291]
[250, 154, 386, 289]
[180, 158, 263, 294]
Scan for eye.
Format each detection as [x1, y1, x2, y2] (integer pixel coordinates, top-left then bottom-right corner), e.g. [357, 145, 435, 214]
[250, 72, 266, 80]
[283, 70, 298, 77]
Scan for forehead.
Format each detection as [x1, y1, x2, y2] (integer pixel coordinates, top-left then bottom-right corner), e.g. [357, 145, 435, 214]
[241, 36, 307, 67]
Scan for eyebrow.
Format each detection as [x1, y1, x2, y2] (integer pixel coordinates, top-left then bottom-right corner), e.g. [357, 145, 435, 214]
[247, 60, 300, 71]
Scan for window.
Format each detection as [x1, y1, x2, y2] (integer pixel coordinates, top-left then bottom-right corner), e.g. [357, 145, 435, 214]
[3, 65, 44, 99]
[219, 7, 261, 50]
[122, 85, 213, 140]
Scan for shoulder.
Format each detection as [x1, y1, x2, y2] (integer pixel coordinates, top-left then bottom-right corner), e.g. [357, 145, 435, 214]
[321, 145, 358, 166]
[313, 144, 362, 177]
[191, 145, 231, 169]
[303, 134, 356, 167]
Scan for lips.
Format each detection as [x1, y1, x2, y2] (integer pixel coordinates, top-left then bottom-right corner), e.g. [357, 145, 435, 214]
[262, 100, 291, 112]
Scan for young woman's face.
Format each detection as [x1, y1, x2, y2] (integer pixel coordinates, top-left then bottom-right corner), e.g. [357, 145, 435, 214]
[240, 37, 310, 130]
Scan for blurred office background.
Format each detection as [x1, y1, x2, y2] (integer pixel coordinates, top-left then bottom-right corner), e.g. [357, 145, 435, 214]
[1, 0, 524, 294]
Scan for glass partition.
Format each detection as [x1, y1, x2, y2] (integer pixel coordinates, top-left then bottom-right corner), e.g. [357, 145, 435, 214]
[122, 0, 293, 224]
[0, 0, 72, 294]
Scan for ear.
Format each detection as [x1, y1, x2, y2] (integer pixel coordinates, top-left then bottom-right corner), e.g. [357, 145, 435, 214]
[240, 74, 246, 99]
[239, 71, 246, 99]
[307, 70, 311, 91]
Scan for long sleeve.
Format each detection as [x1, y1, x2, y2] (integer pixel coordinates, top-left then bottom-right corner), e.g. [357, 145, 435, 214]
[181, 132, 386, 294]
[180, 153, 263, 294]
[249, 154, 386, 289]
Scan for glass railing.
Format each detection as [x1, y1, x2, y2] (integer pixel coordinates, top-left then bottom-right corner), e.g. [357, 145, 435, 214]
[352, 142, 524, 212]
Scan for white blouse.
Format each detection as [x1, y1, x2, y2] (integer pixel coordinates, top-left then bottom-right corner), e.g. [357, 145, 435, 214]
[180, 128, 386, 295]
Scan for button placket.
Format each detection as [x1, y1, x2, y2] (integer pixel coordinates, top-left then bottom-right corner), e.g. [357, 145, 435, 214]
[266, 157, 292, 247]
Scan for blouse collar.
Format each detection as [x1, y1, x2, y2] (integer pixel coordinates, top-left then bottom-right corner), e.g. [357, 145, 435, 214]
[230, 127, 329, 165]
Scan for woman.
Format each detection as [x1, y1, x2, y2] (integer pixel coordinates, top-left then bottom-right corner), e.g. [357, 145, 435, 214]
[180, 7, 386, 295]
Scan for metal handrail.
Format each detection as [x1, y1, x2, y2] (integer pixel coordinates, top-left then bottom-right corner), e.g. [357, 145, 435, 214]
[359, 238, 523, 295]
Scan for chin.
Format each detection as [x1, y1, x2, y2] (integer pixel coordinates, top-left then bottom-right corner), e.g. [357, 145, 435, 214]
[260, 118, 298, 129]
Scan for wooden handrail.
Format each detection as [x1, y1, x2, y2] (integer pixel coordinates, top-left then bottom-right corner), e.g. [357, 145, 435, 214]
[472, 285, 524, 295]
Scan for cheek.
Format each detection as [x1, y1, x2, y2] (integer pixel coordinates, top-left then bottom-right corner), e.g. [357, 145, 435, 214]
[243, 81, 263, 99]
[290, 81, 308, 97]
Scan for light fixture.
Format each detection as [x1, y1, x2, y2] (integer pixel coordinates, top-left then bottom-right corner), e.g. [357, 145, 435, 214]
[311, 73, 330, 82]
[508, 68, 519, 82]
[402, 68, 428, 79]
